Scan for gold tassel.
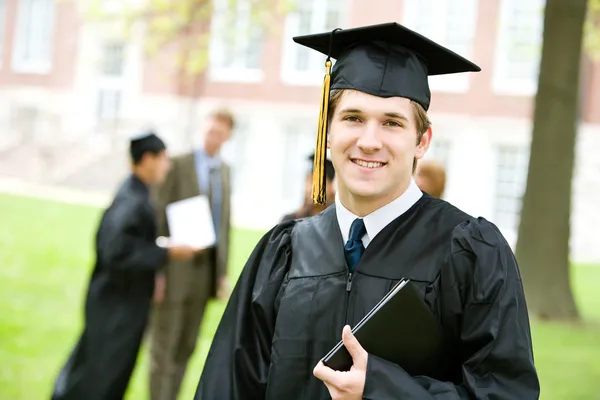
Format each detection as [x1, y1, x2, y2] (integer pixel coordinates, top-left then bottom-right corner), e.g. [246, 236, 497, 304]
[312, 59, 332, 205]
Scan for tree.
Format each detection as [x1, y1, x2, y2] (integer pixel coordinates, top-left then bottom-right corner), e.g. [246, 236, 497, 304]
[515, 0, 591, 321]
[81, 0, 294, 144]
[584, 0, 600, 58]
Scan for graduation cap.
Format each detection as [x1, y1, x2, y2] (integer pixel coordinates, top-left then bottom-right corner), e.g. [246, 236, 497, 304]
[292, 22, 481, 205]
[129, 131, 166, 164]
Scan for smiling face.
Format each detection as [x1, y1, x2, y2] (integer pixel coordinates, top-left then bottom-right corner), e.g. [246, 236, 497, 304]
[327, 89, 431, 214]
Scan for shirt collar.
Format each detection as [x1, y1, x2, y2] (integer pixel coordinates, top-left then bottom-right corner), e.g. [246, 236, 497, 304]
[196, 147, 222, 168]
[335, 179, 423, 246]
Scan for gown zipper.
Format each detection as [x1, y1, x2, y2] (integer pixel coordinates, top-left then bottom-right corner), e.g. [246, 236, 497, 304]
[344, 271, 354, 325]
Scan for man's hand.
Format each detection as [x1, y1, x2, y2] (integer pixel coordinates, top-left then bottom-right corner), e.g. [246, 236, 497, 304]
[153, 274, 166, 304]
[168, 245, 198, 261]
[217, 276, 230, 301]
[313, 325, 368, 400]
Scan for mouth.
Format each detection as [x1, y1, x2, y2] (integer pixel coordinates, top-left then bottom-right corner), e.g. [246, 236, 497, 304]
[351, 158, 387, 169]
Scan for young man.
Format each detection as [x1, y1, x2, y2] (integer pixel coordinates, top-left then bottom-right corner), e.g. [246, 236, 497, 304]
[415, 159, 447, 198]
[195, 23, 540, 399]
[149, 109, 235, 400]
[51, 132, 197, 400]
[281, 152, 336, 222]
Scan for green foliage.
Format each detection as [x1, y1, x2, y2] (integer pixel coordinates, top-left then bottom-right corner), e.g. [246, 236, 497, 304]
[80, 0, 296, 81]
[585, 0, 600, 59]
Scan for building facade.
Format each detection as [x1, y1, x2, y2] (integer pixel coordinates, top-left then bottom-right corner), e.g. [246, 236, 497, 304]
[1, 0, 599, 262]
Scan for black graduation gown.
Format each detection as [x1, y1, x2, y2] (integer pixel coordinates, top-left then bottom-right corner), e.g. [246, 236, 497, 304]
[194, 195, 540, 399]
[51, 175, 168, 400]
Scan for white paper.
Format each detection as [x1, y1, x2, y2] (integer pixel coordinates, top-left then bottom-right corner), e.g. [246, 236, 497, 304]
[165, 195, 216, 249]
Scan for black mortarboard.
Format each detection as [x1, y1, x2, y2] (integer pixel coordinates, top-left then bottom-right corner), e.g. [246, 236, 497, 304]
[129, 131, 166, 164]
[292, 22, 481, 204]
[307, 152, 335, 182]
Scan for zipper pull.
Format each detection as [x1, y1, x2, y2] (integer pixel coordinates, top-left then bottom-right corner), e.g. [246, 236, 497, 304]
[346, 273, 354, 292]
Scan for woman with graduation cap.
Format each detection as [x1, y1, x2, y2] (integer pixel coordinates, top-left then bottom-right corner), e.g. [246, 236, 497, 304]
[194, 23, 540, 399]
[51, 132, 199, 400]
[281, 152, 337, 222]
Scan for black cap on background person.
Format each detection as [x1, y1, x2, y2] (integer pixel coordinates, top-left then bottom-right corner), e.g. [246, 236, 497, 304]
[129, 131, 167, 165]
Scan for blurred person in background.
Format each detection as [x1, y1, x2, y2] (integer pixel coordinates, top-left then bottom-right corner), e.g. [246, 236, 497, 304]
[414, 159, 446, 199]
[148, 108, 235, 400]
[281, 152, 337, 222]
[50, 132, 197, 400]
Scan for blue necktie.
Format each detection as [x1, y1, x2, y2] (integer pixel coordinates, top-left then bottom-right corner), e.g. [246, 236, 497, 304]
[344, 218, 366, 273]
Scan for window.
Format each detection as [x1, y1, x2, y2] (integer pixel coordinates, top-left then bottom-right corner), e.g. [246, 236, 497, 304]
[96, 89, 121, 121]
[209, 0, 264, 82]
[282, 120, 317, 205]
[99, 42, 124, 77]
[493, 144, 530, 237]
[402, 0, 479, 93]
[0, 0, 6, 68]
[12, 0, 55, 73]
[281, 0, 346, 85]
[492, 0, 545, 95]
[96, 41, 126, 123]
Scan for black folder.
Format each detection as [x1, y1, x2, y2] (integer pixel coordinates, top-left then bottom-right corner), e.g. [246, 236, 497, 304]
[321, 279, 443, 375]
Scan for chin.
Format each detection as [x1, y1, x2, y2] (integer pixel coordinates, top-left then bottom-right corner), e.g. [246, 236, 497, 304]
[346, 183, 383, 199]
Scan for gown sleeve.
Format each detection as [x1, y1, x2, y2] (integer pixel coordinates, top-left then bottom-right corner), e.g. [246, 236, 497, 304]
[362, 217, 540, 399]
[97, 196, 168, 272]
[194, 221, 295, 400]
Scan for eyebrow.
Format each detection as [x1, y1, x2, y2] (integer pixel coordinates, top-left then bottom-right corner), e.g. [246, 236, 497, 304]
[338, 108, 409, 122]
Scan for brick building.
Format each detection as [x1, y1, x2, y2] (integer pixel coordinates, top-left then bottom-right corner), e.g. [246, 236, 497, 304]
[0, 0, 599, 261]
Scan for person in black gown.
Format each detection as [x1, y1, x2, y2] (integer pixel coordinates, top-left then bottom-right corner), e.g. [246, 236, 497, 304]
[50, 133, 198, 400]
[281, 152, 336, 222]
[194, 23, 540, 400]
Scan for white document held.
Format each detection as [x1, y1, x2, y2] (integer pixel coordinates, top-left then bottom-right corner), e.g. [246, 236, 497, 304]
[165, 195, 216, 249]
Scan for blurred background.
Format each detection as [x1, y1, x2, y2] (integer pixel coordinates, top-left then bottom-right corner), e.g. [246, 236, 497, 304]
[0, 0, 599, 399]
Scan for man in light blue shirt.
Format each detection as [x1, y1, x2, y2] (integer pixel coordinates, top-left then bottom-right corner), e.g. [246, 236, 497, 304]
[149, 108, 235, 400]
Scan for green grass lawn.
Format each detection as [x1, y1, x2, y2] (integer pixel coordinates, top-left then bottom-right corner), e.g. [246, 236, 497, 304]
[0, 193, 599, 399]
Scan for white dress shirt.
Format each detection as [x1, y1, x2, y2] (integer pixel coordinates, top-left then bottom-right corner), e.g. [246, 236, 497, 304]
[335, 179, 423, 247]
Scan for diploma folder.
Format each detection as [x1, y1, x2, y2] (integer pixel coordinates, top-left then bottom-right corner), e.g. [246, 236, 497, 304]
[322, 279, 443, 375]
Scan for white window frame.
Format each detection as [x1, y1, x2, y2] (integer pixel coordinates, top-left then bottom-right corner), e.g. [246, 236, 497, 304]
[0, 0, 7, 69]
[492, 0, 546, 96]
[12, 0, 55, 74]
[280, 0, 347, 86]
[402, 0, 479, 93]
[95, 41, 126, 124]
[208, 0, 264, 83]
[492, 144, 530, 239]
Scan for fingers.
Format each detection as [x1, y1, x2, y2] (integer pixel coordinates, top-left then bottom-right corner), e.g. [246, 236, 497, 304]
[313, 361, 338, 383]
[342, 325, 368, 369]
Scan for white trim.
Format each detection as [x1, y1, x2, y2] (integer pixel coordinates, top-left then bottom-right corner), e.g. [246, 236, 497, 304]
[11, 0, 55, 74]
[402, 0, 479, 93]
[491, 0, 545, 96]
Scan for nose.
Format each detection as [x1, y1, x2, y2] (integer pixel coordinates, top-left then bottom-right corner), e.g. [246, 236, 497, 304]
[356, 122, 383, 153]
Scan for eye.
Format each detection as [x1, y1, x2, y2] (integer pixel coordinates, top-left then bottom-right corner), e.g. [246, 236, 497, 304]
[343, 115, 362, 123]
[384, 120, 404, 128]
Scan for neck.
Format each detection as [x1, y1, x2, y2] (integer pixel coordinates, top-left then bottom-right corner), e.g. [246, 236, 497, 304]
[204, 146, 218, 158]
[132, 167, 152, 186]
[338, 178, 411, 217]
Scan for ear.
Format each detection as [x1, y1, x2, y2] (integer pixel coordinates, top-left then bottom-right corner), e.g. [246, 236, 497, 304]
[415, 126, 432, 160]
